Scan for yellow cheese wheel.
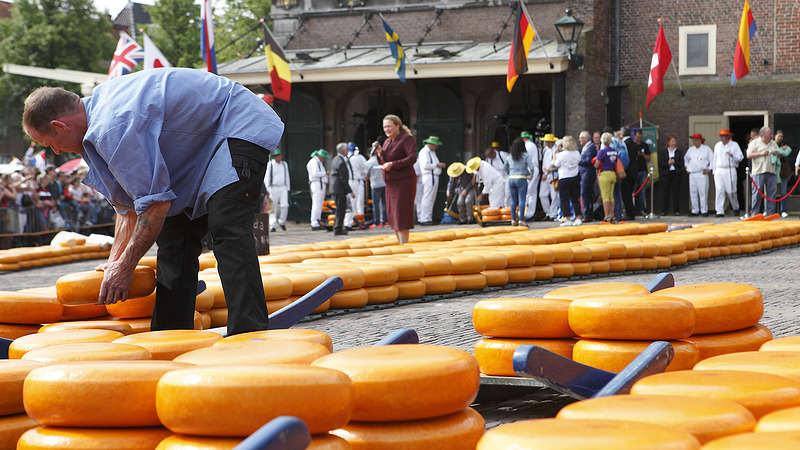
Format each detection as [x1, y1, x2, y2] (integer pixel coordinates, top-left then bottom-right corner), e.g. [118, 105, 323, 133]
[409, 257, 453, 276]
[137, 255, 157, 269]
[532, 265, 555, 281]
[265, 298, 293, 314]
[639, 257, 659, 271]
[684, 249, 700, 262]
[364, 285, 399, 305]
[60, 303, 109, 321]
[174, 339, 330, 365]
[473, 298, 574, 338]
[474, 338, 574, 377]
[204, 282, 226, 308]
[568, 295, 695, 340]
[573, 339, 699, 372]
[669, 252, 689, 266]
[329, 288, 369, 309]
[582, 244, 611, 261]
[453, 273, 487, 291]
[261, 275, 293, 301]
[570, 262, 592, 276]
[550, 263, 575, 278]
[156, 434, 241, 449]
[359, 264, 400, 287]
[9, 329, 125, 359]
[607, 258, 628, 272]
[420, 275, 456, 295]
[301, 267, 365, 290]
[312, 344, 479, 422]
[632, 370, 800, 418]
[157, 364, 353, 436]
[0, 414, 38, 450]
[24, 361, 190, 427]
[476, 418, 700, 449]
[0, 324, 42, 340]
[107, 292, 156, 319]
[680, 324, 772, 360]
[588, 260, 611, 274]
[194, 289, 215, 312]
[701, 431, 800, 449]
[282, 271, 329, 296]
[0, 291, 63, 324]
[549, 246, 574, 263]
[448, 255, 486, 275]
[332, 407, 485, 450]
[112, 330, 222, 360]
[761, 336, 800, 352]
[216, 329, 333, 351]
[755, 406, 800, 432]
[383, 259, 426, 281]
[21, 343, 152, 363]
[307, 434, 351, 450]
[505, 267, 537, 283]
[658, 283, 763, 334]
[481, 269, 509, 287]
[394, 280, 427, 299]
[694, 351, 800, 382]
[653, 255, 672, 269]
[207, 308, 227, 328]
[114, 317, 151, 334]
[56, 266, 156, 305]
[603, 243, 627, 259]
[39, 320, 133, 335]
[17, 426, 173, 450]
[463, 251, 507, 270]
[556, 394, 756, 444]
[0, 360, 47, 416]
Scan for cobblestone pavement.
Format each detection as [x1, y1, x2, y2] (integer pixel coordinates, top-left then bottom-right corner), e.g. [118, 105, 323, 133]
[3, 215, 799, 428]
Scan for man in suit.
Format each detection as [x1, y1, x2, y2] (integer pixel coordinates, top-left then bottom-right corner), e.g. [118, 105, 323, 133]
[578, 130, 597, 221]
[330, 142, 354, 235]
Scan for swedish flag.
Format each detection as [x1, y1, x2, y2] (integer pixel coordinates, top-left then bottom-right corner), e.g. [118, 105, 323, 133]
[381, 17, 406, 82]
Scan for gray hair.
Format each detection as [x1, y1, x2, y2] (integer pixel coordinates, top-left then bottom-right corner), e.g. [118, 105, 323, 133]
[759, 126, 772, 137]
[23, 87, 82, 136]
[579, 130, 591, 140]
[336, 142, 349, 154]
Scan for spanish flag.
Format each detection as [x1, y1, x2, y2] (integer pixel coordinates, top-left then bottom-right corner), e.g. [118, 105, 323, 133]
[731, 0, 757, 86]
[507, 0, 535, 92]
[262, 20, 292, 102]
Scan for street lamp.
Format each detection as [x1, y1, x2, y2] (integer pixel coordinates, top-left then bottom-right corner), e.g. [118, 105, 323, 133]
[554, 8, 584, 68]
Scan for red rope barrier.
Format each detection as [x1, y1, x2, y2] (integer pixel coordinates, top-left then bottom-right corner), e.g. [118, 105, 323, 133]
[632, 175, 650, 198]
[750, 174, 800, 203]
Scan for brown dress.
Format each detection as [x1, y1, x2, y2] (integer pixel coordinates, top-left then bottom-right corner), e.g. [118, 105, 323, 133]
[379, 133, 417, 231]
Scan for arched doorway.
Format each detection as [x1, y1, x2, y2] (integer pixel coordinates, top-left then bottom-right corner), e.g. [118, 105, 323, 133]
[341, 87, 410, 151]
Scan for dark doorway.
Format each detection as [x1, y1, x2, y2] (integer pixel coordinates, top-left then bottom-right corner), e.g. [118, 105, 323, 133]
[728, 115, 765, 211]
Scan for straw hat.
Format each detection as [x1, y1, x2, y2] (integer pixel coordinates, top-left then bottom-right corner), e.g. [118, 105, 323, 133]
[491, 141, 501, 148]
[541, 133, 558, 142]
[447, 162, 466, 178]
[465, 157, 482, 174]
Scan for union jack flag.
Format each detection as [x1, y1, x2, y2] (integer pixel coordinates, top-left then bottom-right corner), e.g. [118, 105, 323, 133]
[108, 31, 144, 80]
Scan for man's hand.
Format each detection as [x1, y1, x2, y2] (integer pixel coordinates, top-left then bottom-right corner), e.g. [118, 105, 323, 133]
[702, 169, 711, 175]
[98, 261, 135, 305]
[437, 162, 446, 168]
[349, 192, 355, 198]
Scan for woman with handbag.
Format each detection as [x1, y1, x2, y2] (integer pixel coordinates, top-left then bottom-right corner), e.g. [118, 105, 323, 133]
[594, 132, 621, 223]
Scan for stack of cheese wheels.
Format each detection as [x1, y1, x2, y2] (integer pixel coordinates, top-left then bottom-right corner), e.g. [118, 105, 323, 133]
[407, 254, 455, 296]
[8, 329, 126, 359]
[472, 298, 576, 377]
[17, 286, 108, 322]
[296, 264, 368, 310]
[481, 207, 501, 222]
[568, 294, 700, 372]
[55, 266, 156, 306]
[111, 330, 222, 360]
[0, 291, 63, 340]
[356, 262, 400, 305]
[447, 253, 487, 292]
[156, 365, 353, 440]
[0, 241, 109, 273]
[0, 361, 46, 449]
[631, 370, 800, 419]
[313, 345, 484, 448]
[555, 395, 756, 444]
[19, 360, 188, 449]
[476, 418, 701, 449]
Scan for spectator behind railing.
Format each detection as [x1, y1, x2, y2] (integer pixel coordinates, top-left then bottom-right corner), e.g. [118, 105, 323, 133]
[0, 174, 17, 233]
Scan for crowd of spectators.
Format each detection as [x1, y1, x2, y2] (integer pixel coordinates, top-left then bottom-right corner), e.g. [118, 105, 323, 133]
[0, 164, 114, 234]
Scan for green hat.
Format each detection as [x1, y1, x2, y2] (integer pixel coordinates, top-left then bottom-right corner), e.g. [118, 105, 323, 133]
[271, 149, 282, 158]
[423, 136, 443, 146]
[315, 149, 330, 159]
[521, 131, 533, 139]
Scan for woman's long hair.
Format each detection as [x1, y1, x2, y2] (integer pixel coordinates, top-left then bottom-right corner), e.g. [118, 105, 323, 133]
[384, 114, 412, 136]
[510, 137, 527, 161]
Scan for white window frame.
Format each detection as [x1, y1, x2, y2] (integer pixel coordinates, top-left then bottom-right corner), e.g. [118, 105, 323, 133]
[679, 24, 717, 76]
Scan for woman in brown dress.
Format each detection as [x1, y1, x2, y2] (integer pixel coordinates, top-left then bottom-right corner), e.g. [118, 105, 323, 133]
[379, 114, 417, 245]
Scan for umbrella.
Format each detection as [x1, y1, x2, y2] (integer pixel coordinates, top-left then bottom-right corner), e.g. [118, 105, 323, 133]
[57, 158, 88, 173]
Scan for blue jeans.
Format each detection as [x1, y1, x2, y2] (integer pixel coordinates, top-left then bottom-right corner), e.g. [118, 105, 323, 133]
[751, 172, 777, 216]
[372, 186, 387, 223]
[508, 178, 528, 222]
[779, 178, 789, 213]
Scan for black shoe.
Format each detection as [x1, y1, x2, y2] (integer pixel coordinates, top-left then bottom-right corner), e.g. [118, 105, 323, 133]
[270, 227, 276, 232]
[688, 212, 699, 217]
[733, 210, 740, 216]
[716, 213, 725, 218]
[311, 226, 325, 231]
[334, 229, 348, 236]
[280, 224, 286, 231]
[702, 213, 708, 217]
[420, 221, 436, 226]
[582, 217, 593, 223]
[674, 212, 680, 216]
[661, 212, 668, 217]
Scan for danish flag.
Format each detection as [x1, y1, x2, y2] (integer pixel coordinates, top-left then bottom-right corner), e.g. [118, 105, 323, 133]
[108, 31, 144, 80]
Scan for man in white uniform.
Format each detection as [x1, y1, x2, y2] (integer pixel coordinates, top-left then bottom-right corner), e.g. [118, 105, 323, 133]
[264, 149, 290, 232]
[344, 142, 368, 228]
[539, 133, 558, 220]
[485, 141, 510, 207]
[418, 136, 445, 224]
[684, 133, 714, 217]
[306, 149, 329, 230]
[466, 156, 504, 208]
[413, 159, 423, 222]
[521, 131, 540, 220]
[713, 128, 743, 217]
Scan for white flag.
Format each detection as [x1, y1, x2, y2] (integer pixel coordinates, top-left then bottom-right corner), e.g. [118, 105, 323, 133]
[143, 32, 171, 69]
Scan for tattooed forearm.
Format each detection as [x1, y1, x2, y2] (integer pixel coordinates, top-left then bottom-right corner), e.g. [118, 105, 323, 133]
[137, 214, 152, 232]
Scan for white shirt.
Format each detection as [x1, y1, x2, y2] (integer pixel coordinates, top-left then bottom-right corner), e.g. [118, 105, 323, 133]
[553, 150, 581, 178]
[541, 145, 555, 181]
[307, 156, 327, 186]
[265, 159, 290, 190]
[524, 140, 540, 175]
[476, 161, 503, 186]
[486, 151, 510, 178]
[667, 148, 677, 171]
[713, 140, 744, 169]
[685, 144, 714, 174]
[348, 152, 368, 180]
[418, 145, 442, 180]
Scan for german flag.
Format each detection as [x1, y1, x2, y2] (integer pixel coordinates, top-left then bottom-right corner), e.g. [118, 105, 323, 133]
[506, 1, 536, 92]
[262, 20, 291, 102]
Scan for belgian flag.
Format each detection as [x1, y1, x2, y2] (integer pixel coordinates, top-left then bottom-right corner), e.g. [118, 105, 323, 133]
[262, 20, 292, 102]
[506, 1, 536, 92]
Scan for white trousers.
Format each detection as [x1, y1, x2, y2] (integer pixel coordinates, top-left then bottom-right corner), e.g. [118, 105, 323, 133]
[414, 178, 424, 221]
[689, 172, 709, 214]
[501, 175, 510, 207]
[485, 180, 505, 208]
[714, 168, 739, 214]
[525, 172, 540, 219]
[419, 176, 439, 223]
[345, 179, 365, 226]
[539, 178, 557, 218]
[310, 182, 326, 227]
[268, 186, 289, 227]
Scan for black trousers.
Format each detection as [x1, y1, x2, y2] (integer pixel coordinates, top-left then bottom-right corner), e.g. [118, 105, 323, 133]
[559, 176, 581, 218]
[152, 138, 269, 335]
[332, 192, 347, 231]
[661, 170, 681, 214]
[621, 177, 637, 219]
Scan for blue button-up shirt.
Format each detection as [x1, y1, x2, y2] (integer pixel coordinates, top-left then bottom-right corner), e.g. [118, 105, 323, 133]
[81, 68, 284, 219]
